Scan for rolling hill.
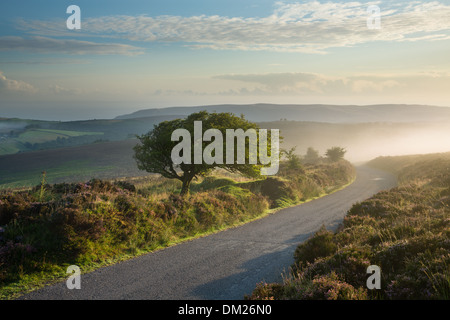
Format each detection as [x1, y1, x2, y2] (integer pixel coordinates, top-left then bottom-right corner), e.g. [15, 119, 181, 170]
[0, 115, 181, 156]
[2, 103, 450, 189]
[115, 103, 450, 123]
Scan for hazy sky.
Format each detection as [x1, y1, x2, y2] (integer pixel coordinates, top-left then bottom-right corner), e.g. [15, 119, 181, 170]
[1, 0, 450, 120]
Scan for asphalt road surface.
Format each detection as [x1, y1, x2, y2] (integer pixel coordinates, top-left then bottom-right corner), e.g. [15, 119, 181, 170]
[20, 165, 396, 300]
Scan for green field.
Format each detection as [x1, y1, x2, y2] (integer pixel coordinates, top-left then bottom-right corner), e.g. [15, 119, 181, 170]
[16, 129, 103, 144]
[0, 143, 21, 155]
[0, 128, 104, 156]
[0, 139, 145, 190]
[0, 160, 115, 190]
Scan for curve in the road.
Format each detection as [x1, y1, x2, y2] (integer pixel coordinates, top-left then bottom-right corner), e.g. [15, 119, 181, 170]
[20, 165, 396, 300]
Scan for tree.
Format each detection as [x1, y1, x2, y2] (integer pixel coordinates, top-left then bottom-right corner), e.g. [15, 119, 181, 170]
[325, 147, 346, 162]
[281, 146, 303, 171]
[304, 147, 320, 164]
[134, 111, 273, 196]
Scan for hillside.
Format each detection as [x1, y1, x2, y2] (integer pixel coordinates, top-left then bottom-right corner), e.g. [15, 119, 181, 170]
[0, 139, 145, 189]
[116, 104, 450, 123]
[0, 159, 355, 299]
[247, 152, 450, 300]
[2, 104, 450, 161]
[2, 104, 450, 189]
[2, 119, 450, 189]
[0, 115, 181, 156]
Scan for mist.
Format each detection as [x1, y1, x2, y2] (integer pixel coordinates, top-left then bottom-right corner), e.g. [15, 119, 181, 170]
[0, 120, 29, 133]
[260, 120, 450, 163]
[345, 124, 450, 162]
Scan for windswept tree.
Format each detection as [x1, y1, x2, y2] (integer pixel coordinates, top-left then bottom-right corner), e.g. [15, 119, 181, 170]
[134, 111, 278, 196]
[325, 146, 347, 162]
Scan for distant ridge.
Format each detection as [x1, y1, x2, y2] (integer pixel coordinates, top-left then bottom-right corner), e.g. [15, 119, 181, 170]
[115, 104, 450, 123]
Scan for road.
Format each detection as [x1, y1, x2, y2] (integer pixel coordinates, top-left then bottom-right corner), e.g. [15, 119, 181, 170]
[20, 165, 396, 300]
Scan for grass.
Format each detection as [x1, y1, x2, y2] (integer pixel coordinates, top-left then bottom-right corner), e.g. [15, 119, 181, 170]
[0, 160, 115, 189]
[0, 144, 21, 155]
[0, 128, 104, 156]
[16, 129, 103, 145]
[0, 159, 355, 299]
[0, 140, 146, 191]
[246, 152, 450, 300]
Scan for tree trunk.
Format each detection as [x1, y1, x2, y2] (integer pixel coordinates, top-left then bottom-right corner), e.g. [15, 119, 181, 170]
[180, 177, 192, 197]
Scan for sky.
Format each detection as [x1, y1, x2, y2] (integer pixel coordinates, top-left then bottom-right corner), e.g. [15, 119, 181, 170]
[0, 0, 449, 120]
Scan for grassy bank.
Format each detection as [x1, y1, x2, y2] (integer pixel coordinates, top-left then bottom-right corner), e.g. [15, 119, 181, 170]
[247, 152, 449, 300]
[0, 160, 355, 299]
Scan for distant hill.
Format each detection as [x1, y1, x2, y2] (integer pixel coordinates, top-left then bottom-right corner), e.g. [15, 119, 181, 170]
[2, 118, 450, 188]
[0, 115, 181, 156]
[115, 104, 450, 123]
[2, 103, 450, 188]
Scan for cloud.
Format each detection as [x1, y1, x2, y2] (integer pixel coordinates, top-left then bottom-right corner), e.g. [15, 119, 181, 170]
[351, 79, 401, 93]
[215, 73, 333, 91]
[16, 1, 450, 53]
[0, 36, 144, 55]
[0, 71, 37, 93]
[48, 84, 85, 95]
[214, 72, 344, 94]
[212, 71, 450, 96]
[0, 58, 91, 65]
[146, 71, 450, 99]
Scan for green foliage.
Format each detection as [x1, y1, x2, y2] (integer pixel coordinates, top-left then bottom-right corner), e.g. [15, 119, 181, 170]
[246, 160, 355, 208]
[217, 185, 253, 199]
[190, 176, 236, 192]
[325, 146, 346, 162]
[134, 111, 266, 196]
[38, 171, 47, 202]
[294, 225, 337, 268]
[281, 147, 304, 172]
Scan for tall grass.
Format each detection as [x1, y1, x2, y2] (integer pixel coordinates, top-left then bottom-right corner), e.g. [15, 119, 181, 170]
[247, 152, 450, 300]
[0, 160, 355, 299]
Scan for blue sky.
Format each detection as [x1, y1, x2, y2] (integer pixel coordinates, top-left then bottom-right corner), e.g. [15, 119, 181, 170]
[1, 0, 450, 120]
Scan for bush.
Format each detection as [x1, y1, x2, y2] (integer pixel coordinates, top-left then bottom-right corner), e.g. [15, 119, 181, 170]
[191, 177, 236, 192]
[298, 272, 368, 300]
[294, 226, 337, 267]
[247, 272, 367, 300]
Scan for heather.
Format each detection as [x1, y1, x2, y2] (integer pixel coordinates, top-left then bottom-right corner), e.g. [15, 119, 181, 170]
[0, 159, 354, 299]
[247, 152, 450, 300]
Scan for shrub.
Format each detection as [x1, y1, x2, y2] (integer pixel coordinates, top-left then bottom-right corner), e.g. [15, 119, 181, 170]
[191, 177, 236, 192]
[245, 282, 283, 300]
[294, 226, 337, 267]
[298, 272, 367, 300]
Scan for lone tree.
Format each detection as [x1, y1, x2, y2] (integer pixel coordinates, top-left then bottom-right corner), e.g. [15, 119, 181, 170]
[134, 111, 275, 196]
[325, 146, 346, 162]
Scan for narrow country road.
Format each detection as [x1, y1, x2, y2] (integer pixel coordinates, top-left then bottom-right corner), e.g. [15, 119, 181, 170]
[20, 165, 396, 300]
